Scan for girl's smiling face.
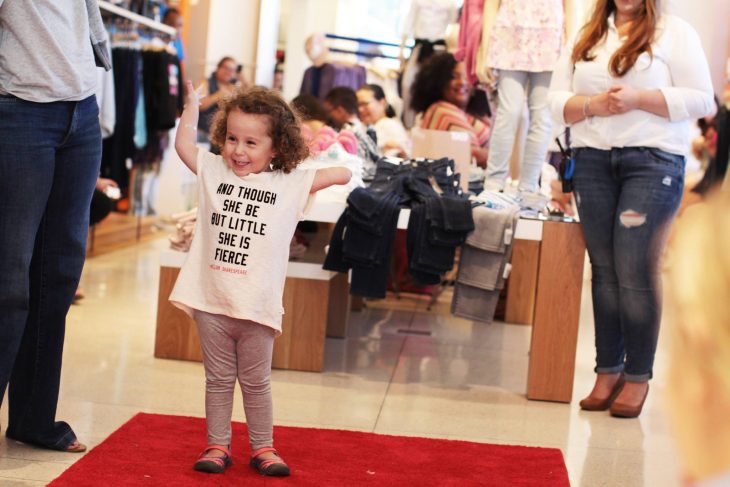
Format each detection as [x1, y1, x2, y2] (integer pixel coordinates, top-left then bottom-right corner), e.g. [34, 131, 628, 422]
[221, 109, 276, 177]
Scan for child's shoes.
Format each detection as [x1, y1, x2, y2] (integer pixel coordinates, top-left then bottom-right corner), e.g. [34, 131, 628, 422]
[193, 444, 232, 473]
[250, 446, 290, 476]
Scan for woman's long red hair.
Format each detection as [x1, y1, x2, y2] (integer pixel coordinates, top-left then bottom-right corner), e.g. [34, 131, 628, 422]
[572, 0, 659, 77]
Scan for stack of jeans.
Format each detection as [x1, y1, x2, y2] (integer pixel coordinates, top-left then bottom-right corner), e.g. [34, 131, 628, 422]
[451, 204, 520, 323]
[407, 196, 474, 285]
[368, 157, 462, 199]
[324, 157, 469, 298]
[323, 187, 401, 298]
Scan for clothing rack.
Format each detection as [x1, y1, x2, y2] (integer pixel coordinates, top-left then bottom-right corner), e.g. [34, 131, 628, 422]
[98, 0, 176, 37]
[327, 47, 398, 60]
[324, 33, 411, 49]
[324, 33, 412, 61]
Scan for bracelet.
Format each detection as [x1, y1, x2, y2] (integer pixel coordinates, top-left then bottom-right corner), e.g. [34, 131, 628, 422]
[582, 96, 592, 119]
[182, 123, 197, 132]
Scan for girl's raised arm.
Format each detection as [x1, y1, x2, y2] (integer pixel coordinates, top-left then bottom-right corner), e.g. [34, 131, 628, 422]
[175, 80, 201, 174]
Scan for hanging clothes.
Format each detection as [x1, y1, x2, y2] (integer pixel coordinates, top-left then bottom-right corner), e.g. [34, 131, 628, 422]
[100, 47, 141, 190]
[300, 63, 367, 101]
[400, 0, 458, 129]
[451, 204, 519, 323]
[454, 0, 485, 86]
[324, 157, 470, 299]
[135, 48, 183, 167]
[96, 43, 116, 138]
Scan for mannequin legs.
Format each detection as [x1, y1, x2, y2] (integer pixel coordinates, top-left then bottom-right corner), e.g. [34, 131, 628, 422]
[484, 70, 553, 192]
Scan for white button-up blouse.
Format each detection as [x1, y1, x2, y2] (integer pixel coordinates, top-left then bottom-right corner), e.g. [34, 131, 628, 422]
[549, 14, 716, 156]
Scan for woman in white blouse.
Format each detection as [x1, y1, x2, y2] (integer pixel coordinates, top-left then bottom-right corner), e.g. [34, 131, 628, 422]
[549, 0, 715, 418]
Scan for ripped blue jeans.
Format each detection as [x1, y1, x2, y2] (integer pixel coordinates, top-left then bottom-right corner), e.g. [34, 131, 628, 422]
[573, 147, 684, 382]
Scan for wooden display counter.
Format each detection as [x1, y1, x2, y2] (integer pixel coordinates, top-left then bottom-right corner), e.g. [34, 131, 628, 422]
[154, 236, 350, 373]
[155, 197, 585, 403]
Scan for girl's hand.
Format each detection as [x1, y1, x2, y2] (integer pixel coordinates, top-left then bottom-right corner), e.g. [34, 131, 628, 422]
[184, 80, 203, 109]
[607, 85, 641, 114]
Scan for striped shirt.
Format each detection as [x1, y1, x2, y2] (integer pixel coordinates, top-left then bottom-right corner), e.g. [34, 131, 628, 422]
[420, 100, 491, 148]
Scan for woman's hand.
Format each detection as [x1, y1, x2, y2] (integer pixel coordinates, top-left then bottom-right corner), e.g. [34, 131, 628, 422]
[587, 92, 613, 117]
[607, 85, 641, 114]
[383, 141, 408, 158]
[472, 146, 488, 168]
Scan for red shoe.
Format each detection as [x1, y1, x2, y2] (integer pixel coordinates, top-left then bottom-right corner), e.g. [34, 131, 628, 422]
[250, 447, 290, 476]
[193, 445, 232, 473]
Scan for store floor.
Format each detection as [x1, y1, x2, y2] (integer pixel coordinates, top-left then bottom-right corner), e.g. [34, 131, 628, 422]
[0, 237, 683, 486]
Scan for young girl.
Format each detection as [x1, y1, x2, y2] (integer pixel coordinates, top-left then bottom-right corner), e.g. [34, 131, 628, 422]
[170, 81, 351, 477]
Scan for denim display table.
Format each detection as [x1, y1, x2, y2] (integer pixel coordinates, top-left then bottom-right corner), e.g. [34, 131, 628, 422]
[154, 199, 585, 402]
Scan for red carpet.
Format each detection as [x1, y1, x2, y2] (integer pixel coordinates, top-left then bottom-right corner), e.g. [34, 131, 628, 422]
[49, 413, 569, 486]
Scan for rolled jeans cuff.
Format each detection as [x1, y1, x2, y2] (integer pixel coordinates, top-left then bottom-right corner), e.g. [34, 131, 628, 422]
[594, 365, 624, 375]
[623, 372, 652, 383]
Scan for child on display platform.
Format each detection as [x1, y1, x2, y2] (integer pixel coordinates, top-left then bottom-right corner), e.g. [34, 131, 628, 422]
[170, 81, 351, 477]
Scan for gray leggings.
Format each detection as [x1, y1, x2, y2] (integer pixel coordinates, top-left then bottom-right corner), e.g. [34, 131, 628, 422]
[194, 310, 275, 451]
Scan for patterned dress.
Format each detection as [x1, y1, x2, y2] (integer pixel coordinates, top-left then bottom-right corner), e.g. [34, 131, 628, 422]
[486, 0, 563, 72]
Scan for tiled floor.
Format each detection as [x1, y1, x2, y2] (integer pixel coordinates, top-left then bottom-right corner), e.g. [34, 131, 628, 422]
[0, 237, 684, 486]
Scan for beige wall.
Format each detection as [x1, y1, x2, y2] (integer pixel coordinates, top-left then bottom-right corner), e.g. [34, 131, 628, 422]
[666, 0, 730, 96]
[186, 0, 261, 85]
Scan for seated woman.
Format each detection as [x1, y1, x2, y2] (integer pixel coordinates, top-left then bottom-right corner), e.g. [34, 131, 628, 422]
[356, 84, 410, 158]
[197, 57, 248, 150]
[411, 52, 491, 168]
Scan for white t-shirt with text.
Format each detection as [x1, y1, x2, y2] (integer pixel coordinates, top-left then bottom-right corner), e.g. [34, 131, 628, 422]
[170, 150, 316, 334]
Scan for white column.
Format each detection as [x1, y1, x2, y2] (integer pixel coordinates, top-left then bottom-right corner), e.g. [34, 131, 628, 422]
[206, 0, 259, 84]
[255, 0, 281, 87]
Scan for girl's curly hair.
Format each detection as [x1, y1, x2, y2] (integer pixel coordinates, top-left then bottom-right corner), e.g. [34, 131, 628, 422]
[209, 87, 310, 173]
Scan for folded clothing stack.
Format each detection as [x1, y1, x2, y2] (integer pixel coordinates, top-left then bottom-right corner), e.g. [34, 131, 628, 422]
[168, 208, 197, 253]
[451, 204, 520, 323]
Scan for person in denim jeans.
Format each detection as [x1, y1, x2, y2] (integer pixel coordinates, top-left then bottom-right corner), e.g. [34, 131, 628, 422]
[0, 0, 109, 451]
[548, 0, 715, 417]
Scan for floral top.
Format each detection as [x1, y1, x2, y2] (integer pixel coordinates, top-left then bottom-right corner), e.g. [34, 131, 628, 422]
[486, 0, 563, 72]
